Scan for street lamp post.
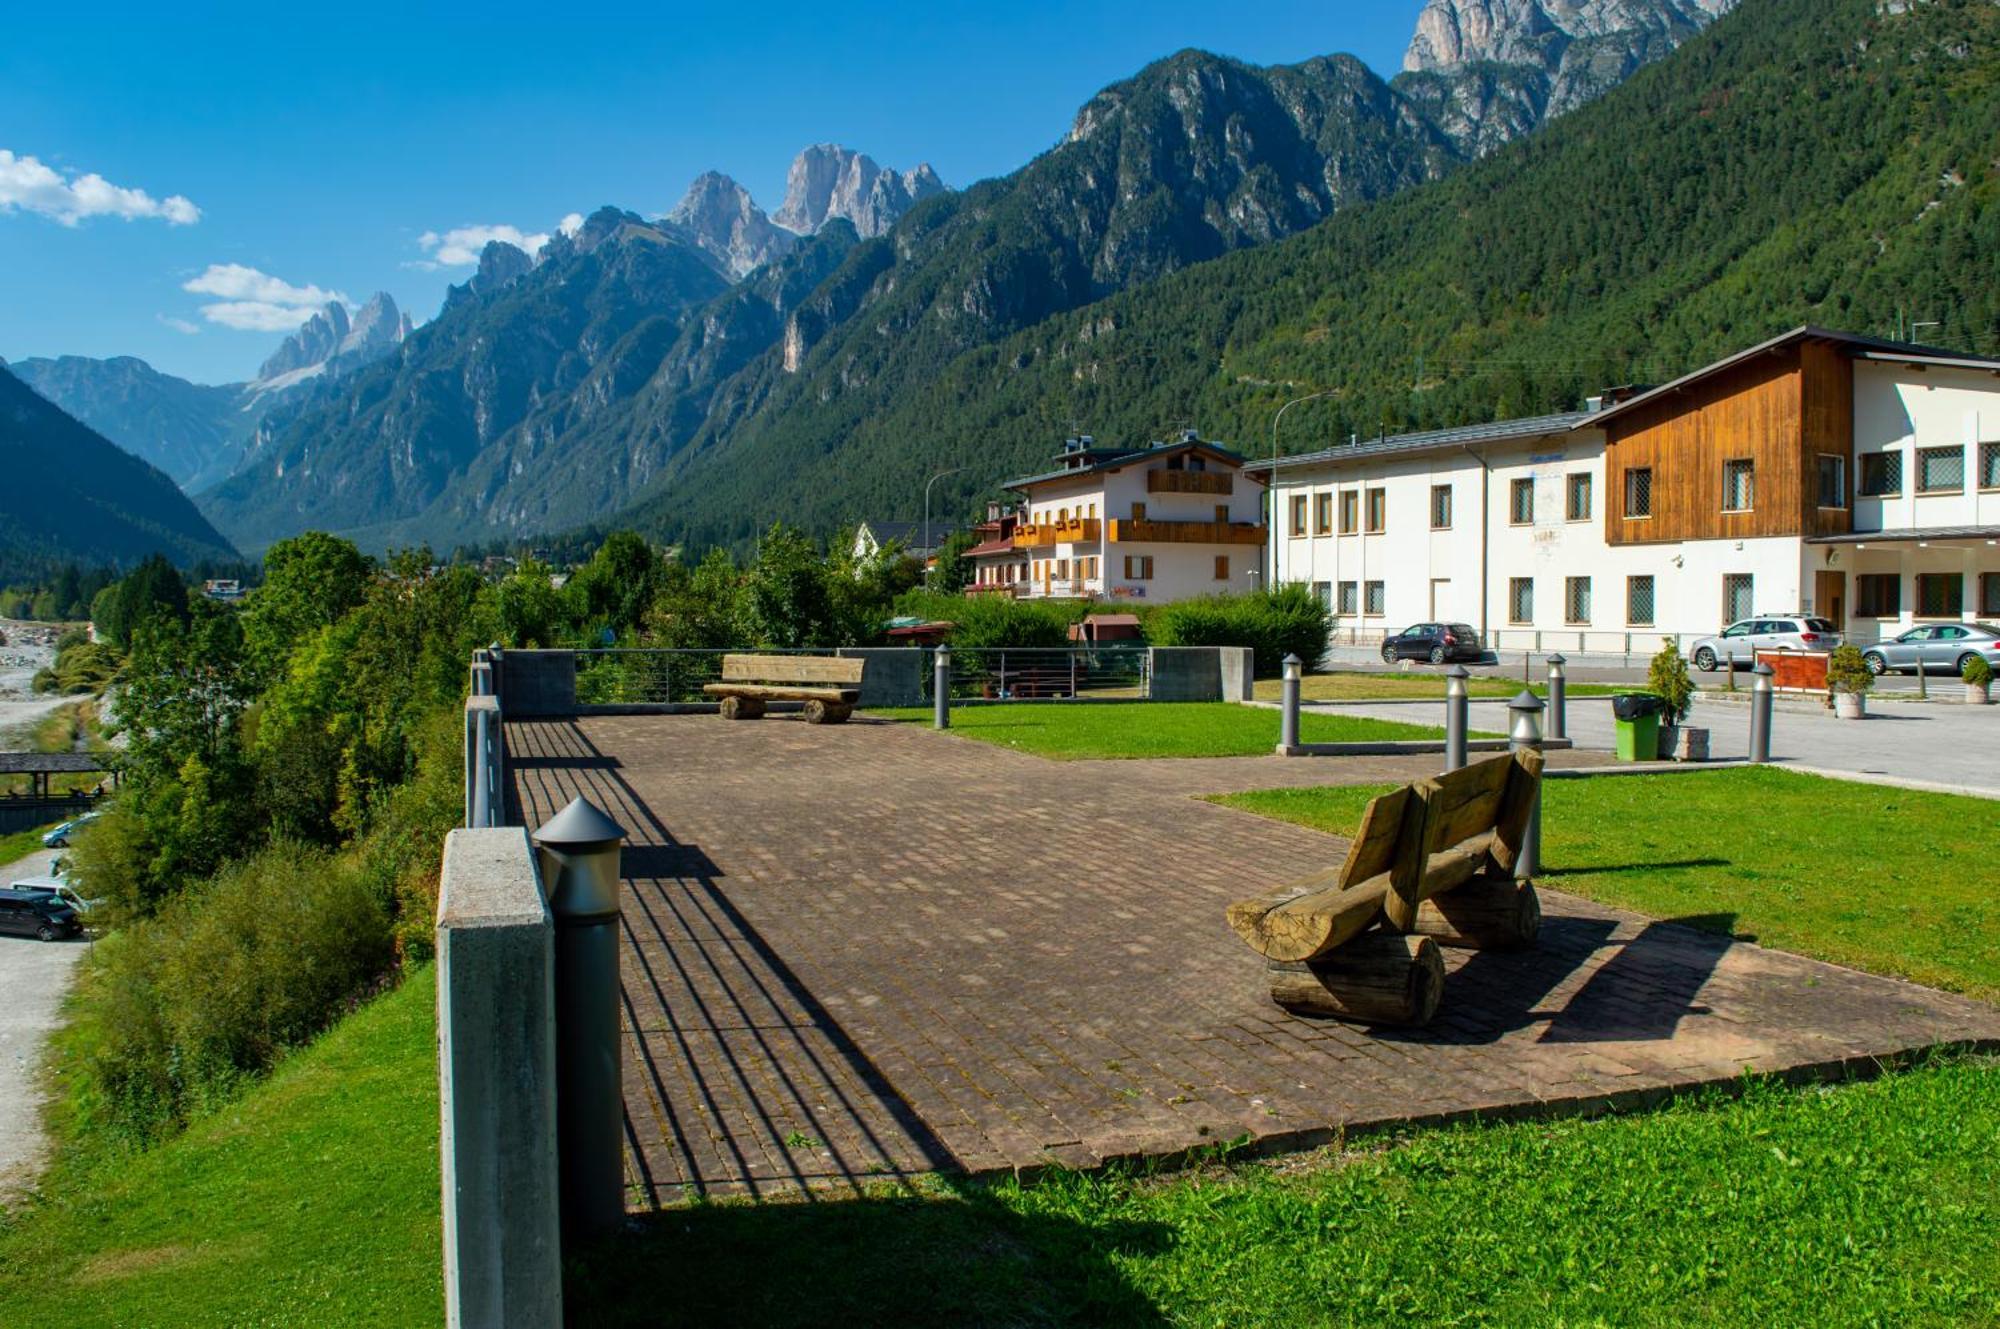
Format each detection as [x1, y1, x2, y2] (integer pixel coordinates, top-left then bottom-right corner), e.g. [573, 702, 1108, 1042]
[923, 466, 972, 584]
[1267, 391, 1334, 590]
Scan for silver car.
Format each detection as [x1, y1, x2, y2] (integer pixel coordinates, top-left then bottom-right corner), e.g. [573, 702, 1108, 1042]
[1861, 622, 2000, 676]
[1690, 616, 1843, 671]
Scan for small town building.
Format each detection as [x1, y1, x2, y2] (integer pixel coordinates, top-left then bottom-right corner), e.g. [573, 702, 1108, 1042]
[964, 500, 1030, 594]
[1255, 327, 2000, 647]
[851, 520, 947, 564]
[1002, 431, 1267, 602]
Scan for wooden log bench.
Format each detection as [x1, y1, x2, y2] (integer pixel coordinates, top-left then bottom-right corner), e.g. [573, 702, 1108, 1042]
[702, 653, 863, 724]
[1226, 749, 1544, 1026]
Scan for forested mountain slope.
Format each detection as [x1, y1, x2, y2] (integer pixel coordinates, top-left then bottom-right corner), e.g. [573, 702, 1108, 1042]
[612, 0, 2000, 548]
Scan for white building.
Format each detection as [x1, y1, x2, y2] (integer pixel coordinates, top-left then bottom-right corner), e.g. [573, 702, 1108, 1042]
[1002, 432, 1267, 602]
[1256, 327, 2000, 650]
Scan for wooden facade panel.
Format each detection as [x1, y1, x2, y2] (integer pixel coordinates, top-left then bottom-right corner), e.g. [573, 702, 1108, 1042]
[1799, 340, 1855, 539]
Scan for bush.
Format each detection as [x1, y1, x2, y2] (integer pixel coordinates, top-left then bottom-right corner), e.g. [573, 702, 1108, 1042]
[1964, 653, 1993, 688]
[63, 841, 394, 1143]
[893, 588, 1081, 649]
[1647, 640, 1695, 722]
[1149, 584, 1331, 676]
[1827, 643, 1874, 696]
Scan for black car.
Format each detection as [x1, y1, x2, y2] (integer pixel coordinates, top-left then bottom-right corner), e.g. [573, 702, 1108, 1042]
[1380, 622, 1484, 665]
[0, 888, 80, 942]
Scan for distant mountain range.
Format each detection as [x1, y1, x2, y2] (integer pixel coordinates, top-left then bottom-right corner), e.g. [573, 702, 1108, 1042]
[0, 363, 237, 572]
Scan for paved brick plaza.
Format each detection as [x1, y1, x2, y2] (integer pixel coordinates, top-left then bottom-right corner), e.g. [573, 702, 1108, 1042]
[506, 714, 2000, 1207]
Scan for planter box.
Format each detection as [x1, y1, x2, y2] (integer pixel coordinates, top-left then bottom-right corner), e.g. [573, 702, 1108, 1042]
[1969, 683, 1993, 706]
[1756, 650, 1829, 692]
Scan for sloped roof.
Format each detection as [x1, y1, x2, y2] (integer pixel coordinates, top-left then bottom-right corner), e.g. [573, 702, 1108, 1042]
[1005, 438, 1253, 491]
[1244, 411, 1591, 475]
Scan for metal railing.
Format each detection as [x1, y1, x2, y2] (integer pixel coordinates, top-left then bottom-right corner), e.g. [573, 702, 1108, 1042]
[571, 647, 833, 706]
[923, 645, 1152, 701]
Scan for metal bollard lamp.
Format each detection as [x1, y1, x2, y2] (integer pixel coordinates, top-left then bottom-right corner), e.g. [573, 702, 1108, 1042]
[1507, 690, 1545, 879]
[933, 645, 952, 730]
[1278, 653, 1302, 754]
[533, 796, 628, 1241]
[1749, 661, 1774, 764]
[1444, 665, 1470, 772]
[1545, 652, 1567, 742]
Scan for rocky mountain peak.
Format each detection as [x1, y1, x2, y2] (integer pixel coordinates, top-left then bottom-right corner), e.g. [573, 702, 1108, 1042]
[666, 171, 798, 277]
[772, 144, 945, 239]
[253, 290, 409, 391]
[471, 241, 534, 295]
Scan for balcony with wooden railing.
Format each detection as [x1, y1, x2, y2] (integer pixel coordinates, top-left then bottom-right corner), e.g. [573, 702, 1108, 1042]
[1014, 518, 1102, 548]
[1146, 469, 1233, 495]
[1108, 518, 1267, 546]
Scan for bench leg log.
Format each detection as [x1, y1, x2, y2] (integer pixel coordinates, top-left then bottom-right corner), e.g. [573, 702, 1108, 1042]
[1267, 934, 1444, 1026]
[801, 699, 853, 725]
[720, 696, 767, 720]
[1409, 875, 1540, 950]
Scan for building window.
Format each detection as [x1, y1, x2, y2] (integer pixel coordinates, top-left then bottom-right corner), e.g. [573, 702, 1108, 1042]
[1214, 504, 1230, 523]
[1213, 555, 1229, 582]
[1430, 484, 1452, 529]
[1816, 454, 1846, 508]
[1917, 446, 1965, 493]
[1917, 573, 1964, 617]
[1124, 554, 1153, 580]
[1057, 559, 1070, 580]
[1983, 571, 2000, 616]
[1566, 473, 1593, 522]
[1314, 492, 1333, 535]
[1856, 573, 1901, 618]
[1313, 581, 1332, 608]
[1365, 488, 1386, 534]
[1508, 578, 1533, 624]
[1132, 501, 1147, 521]
[1364, 581, 1385, 616]
[1564, 576, 1592, 625]
[1509, 477, 1534, 525]
[1337, 581, 1358, 615]
[1859, 452, 1902, 497]
[1338, 491, 1358, 535]
[1982, 442, 2000, 490]
[1624, 467, 1653, 518]
[1722, 458, 1754, 512]
[1723, 573, 1755, 623]
[1626, 575, 1655, 627]
[1289, 494, 1307, 537]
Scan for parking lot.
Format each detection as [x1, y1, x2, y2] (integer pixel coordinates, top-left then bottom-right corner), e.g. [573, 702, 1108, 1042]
[0, 846, 86, 1198]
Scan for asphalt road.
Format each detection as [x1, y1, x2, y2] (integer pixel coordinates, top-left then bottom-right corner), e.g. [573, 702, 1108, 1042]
[0, 846, 87, 1199]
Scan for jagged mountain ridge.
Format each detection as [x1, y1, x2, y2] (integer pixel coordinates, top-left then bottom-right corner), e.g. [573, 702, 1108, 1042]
[4, 354, 249, 493]
[0, 364, 238, 569]
[771, 144, 946, 237]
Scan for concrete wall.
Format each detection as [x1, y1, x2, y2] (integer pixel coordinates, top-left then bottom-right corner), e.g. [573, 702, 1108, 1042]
[1148, 646, 1224, 701]
[437, 828, 561, 1328]
[498, 650, 577, 718]
[836, 647, 925, 707]
[1218, 646, 1254, 701]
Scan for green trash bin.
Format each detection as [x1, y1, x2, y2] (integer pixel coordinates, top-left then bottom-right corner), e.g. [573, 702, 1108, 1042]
[1611, 692, 1665, 761]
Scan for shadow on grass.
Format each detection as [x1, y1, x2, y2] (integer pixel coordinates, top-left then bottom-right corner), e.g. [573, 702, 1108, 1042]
[565, 1184, 1172, 1327]
[1540, 857, 1730, 878]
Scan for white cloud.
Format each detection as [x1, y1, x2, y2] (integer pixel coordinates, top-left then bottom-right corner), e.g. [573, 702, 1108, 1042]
[180, 262, 345, 331]
[414, 214, 579, 268]
[0, 149, 200, 226]
[157, 314, 200, 335]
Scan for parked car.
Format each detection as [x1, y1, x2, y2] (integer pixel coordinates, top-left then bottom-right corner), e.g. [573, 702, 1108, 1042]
[41, 809, 102, 849]
[1861, 622, 2000, 676]
[1689, 616, 1842, 671]
[0, 888, 81, 941]
[1380, 623, 1484, 665]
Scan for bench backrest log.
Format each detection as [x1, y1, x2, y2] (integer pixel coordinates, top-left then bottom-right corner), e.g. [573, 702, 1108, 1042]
[719, 653, 865, 686]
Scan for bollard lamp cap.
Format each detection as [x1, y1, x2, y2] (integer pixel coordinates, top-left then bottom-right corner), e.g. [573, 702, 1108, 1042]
[1508, 688, 1545, 712]
[534, 795, 626, 849]
[1548, 653, 1566, 666]
[1446, 664, 1470, 679]
[1752, 662, 1775, 676]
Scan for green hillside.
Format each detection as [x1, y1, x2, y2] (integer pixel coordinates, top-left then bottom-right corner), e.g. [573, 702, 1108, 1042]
[617, 0, 2000, 548]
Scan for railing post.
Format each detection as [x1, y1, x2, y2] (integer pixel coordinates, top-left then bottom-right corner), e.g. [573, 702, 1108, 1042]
[1444, 665, 1469, 771]
[1277, 653, 1302, 755]
[1545, 652, 1567, 742]
[532, 797, 628, 1243]
[1508, 691, 1545, 879]
[1749, 662, 1774, 764]
[464, 695, 500, 829]
[934, 645, 952, 729]
[1917, 641, 1928, 699]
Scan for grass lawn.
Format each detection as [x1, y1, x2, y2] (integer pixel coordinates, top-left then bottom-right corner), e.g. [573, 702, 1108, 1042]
[1252, 671, 1624, 703]
[1213, 767, 2000, 1000]
[869, 702, 1449, 758]
[571, 1057, 2000, 1327]
[0, 966, 441, 1328]
[0, 822, 60, 871]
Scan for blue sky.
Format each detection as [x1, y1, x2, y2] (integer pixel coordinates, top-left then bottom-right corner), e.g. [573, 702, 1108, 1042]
[0, 2, 1427, 385]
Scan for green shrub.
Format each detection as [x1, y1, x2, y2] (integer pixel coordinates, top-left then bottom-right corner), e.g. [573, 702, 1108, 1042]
[893, 588, 1081, 648]
[1827, 643, 1874, 696]
[1647, 640, 1695, 722]
[64, 841, 394, 1143]
[1150, 584, 1331, 675]
[1964, 653, 1993, 688]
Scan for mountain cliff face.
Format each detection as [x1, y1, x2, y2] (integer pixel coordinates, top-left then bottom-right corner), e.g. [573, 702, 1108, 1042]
[1399, 0, 1738, 153]
[772, 145, 946, 238]
[0, 365, 238, 569]
[667, 172, 800, 277]
[4, 355, 249, 492]
[252, 291, 412, 393]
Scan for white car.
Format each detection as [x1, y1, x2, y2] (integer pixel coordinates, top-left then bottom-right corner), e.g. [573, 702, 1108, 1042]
[42, 810, 102, 849]
[10, 858, 101, 916]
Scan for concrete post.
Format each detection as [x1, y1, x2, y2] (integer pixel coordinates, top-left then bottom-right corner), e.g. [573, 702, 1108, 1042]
[1508, 690, 1545, 880]
[464, 695, 499, 829]
[1277, 654, 1302, 755]
[1749, 662, 1774, 764]
[933, 645, 952, 730]
[1444, 665, 1470, 772]
[532, 797, 628, 1243]
[1546, 652, 1567, 741]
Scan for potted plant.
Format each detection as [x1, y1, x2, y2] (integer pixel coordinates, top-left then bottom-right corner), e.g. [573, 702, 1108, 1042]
[1965, 652, 1994, 705]
[1826, 643, 1872, 719]
[1647, 640, 1700, 759]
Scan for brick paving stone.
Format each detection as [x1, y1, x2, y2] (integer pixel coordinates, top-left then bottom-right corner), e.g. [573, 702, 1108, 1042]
[507, 713, 2000, 1206]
